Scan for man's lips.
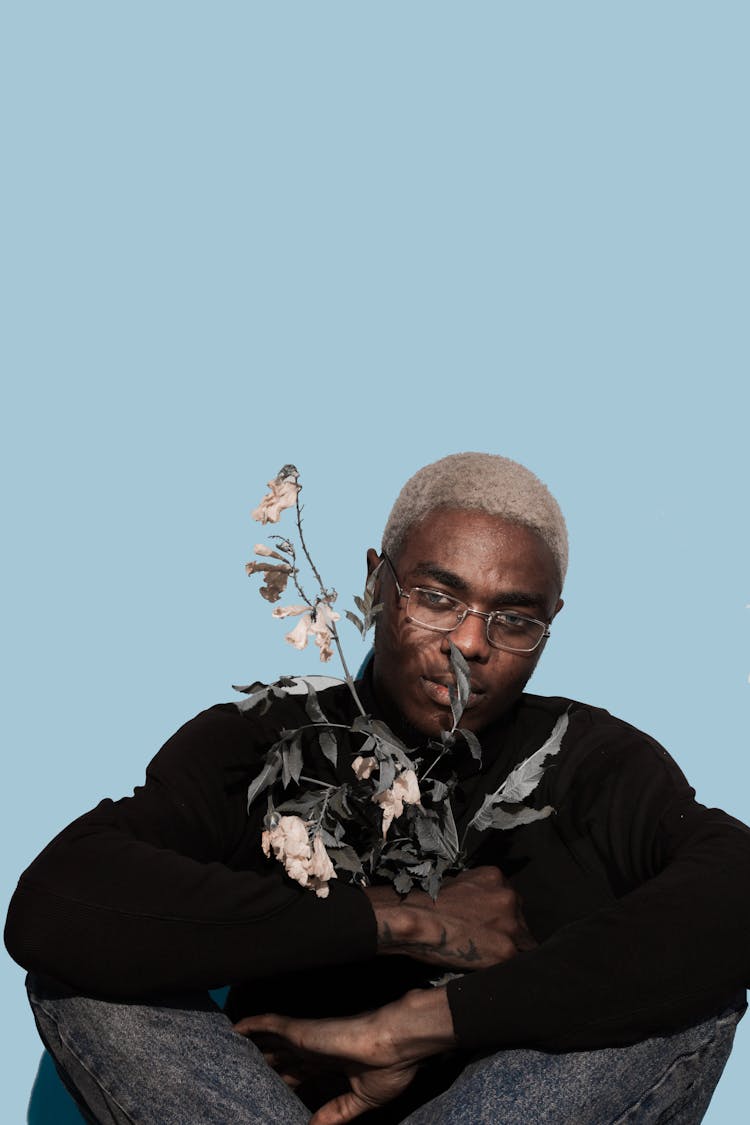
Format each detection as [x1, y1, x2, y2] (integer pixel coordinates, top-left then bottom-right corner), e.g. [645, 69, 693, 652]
[420, 675, 485, 710]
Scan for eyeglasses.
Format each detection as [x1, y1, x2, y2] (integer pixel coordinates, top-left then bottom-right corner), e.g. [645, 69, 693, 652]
[381, 552, 551, 654]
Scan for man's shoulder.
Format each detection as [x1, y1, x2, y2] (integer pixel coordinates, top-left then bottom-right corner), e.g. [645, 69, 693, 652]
[520, 691, 659, 742]
[518, 691, 685, 785]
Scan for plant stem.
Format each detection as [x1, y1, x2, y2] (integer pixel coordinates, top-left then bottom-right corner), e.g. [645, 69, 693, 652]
[299, 775, 335, 789]
[294, 494, 368, 717]
[283, 542, 314, 609]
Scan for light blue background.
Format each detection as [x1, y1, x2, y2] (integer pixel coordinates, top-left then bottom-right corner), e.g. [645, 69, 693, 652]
[2, 3, 748, 1120]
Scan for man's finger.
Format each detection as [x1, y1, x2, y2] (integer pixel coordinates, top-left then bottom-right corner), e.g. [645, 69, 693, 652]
[311, 1090, 371, 1125]
[233, 1013, 287, 1037]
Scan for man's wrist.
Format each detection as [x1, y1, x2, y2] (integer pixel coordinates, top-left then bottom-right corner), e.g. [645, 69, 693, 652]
[372, 987, 457, 1062]
[364, 886, 434, 953]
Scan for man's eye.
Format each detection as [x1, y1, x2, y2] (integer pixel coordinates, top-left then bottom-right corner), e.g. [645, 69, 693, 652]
[414, 589, 456, 610]
[496, 612, 531, 630]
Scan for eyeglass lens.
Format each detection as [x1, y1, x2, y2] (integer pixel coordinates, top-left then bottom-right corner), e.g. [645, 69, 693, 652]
[407, 588, 545, 651]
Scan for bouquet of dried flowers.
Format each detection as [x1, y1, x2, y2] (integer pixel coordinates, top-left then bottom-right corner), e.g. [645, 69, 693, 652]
[237, 465, 569, 899]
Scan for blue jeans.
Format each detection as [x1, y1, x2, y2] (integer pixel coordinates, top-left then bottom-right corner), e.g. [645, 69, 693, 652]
[27, 974, 744, 1124]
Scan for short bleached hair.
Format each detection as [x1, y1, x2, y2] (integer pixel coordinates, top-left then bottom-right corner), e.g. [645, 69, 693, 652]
[382, 452, 568, 587]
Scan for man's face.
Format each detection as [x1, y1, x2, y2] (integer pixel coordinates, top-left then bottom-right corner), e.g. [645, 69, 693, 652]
[369, 508, 563, 739]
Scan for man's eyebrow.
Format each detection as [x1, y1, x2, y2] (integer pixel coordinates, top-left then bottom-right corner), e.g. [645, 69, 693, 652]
[412, 562, 467, 590]
[412, 563, 547, 612]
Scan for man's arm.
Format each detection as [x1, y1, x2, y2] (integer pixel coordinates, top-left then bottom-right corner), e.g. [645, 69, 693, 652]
[443, 722, 750, 1052]
[365, 865, 537, 969]
[235, 987, 456, 1125]
[4, 704, 377, 995]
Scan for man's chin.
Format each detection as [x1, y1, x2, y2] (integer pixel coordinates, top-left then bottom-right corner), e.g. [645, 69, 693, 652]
[397, 702, 488, 743]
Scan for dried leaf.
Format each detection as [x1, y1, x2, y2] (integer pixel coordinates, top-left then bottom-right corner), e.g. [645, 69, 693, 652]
[393, 870, 414, 895]
[466, 710, 569, 833]
[426, 870, 442, 900]
[448, 684, 463, 729]
[234, 684, 275, 714]
[457, 727, 482, 762]
[373, 755, 396, 795]
[346, 610, 365, 636]
[281, 737, 303, 787]
[448, 642, 471, 719]
[496, 711, 569, 804]
[429, 779, 448, 803]
[246, 752, 282, 811]
[327, 844, 365, 875]
[415, 817, 453, 859]
[329, 788, 353, 819]
[441, 801, 459, 860]
[318, 729, 338, 767]
[476, 804, 555, 832]
[303, 680, 328, 724]
[319, 827, 339, 848]
[275, 793, 322, 817]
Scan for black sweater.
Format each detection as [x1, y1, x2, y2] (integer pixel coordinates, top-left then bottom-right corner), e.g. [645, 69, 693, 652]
[6, 681, 750, 1052]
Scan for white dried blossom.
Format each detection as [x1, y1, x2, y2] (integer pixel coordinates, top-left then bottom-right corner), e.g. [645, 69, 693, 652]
[374, 769, 421, 837]
[272, 604, 310, 619]
[253, 543, 289, 562]
[352, 755, 377, 780]
[285, 612, 314, 650]
[275, 601, 340, 662]
[310, 602, 340, 662]
[252, 473, 301, 525]
[261, 814, 336, 898]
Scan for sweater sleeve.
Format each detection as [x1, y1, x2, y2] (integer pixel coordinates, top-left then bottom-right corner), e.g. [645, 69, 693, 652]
[447, 714, 750, 1050]
[4, 704, 377, 996]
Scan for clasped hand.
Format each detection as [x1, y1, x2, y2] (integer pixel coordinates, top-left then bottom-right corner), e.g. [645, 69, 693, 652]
[368, 864, 536, 969]
[234, 867, 534, 1123]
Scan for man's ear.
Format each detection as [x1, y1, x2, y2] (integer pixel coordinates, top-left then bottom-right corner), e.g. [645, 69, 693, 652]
[366, 547, 381, 577]
[365, 548, 384, 602]
[552, 597, 564, 619]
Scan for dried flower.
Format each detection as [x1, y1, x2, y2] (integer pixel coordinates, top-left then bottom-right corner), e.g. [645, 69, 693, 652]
[245, 560, 293, 603]
[374, 769, 421, 836]
[261, 814, 336, 898]
[253, 543, 289, 562]
[272, 604, 309, 619]
[285, 613, 314, 650]
[274, 601, 340, 662]
[352, 755, 377, 780]
[252, 471, 301, 525]
[310, 602, 340, 662]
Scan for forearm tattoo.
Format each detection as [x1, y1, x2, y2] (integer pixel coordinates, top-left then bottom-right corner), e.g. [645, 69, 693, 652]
[378, 919, 482, 964]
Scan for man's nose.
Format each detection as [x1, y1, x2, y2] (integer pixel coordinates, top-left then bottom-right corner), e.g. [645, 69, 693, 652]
[444, 610, 490, 660]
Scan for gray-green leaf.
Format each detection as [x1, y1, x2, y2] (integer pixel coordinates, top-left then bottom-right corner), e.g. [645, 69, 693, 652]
[495, 711, 569, 805]
[327, 844, 365, 875]
[281, 737, 303, 787]
[346, 610, 365, 636]
[318, 729, 338, 767]
[247, 752, 282, 811]
[457, 727, 482, 762]
[467, 710, 569, 832]
[475, 804, 555, 832]
[303, 681, 328, 724]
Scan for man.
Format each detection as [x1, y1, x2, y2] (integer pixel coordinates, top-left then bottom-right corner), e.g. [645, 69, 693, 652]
[6, 452, 750, 1124]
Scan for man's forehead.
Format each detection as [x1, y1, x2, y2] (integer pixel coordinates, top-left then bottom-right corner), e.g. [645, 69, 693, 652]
[399, 508, 539, 551]
[395, 509, 561, 598]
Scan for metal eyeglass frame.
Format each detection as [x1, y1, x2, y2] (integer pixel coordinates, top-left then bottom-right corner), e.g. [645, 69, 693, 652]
[380, 550, 551, 654]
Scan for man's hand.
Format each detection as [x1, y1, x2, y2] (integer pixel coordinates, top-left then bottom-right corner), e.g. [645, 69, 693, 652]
[366, 865, 536, 970]
[234, 987, 456, 1125]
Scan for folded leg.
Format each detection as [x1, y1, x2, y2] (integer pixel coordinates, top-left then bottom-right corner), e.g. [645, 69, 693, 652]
[27, 974, 311, 1125]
